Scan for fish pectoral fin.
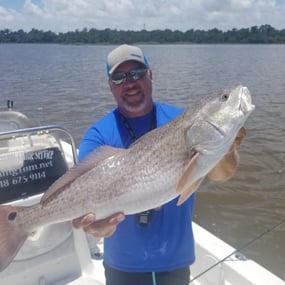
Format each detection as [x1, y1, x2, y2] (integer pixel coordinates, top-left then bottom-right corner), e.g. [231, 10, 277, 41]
[41, 145, 126, 203]
[176, 152, 200, 194]
[177, 177, 205, 206]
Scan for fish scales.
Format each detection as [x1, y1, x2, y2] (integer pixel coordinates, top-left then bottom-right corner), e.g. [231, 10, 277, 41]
[18, 125, 188, 230]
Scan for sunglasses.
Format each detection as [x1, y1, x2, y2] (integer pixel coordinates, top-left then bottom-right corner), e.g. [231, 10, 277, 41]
[110, 68, 148, 85]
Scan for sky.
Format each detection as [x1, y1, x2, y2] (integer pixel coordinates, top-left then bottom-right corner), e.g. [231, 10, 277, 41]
[0, 0, 285, 33]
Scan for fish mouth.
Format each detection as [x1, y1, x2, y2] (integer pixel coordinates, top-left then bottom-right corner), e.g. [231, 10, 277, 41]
[205, 118, 225, 136]
[240, 86, 255, 113]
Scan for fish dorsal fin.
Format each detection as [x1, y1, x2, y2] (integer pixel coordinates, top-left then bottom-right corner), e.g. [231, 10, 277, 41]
[176, 152, 200, 194]
[41, 146, 124, 203]
[177, 177, 205, 206]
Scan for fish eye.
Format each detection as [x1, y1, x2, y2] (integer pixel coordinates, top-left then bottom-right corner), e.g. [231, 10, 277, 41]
[221, 93, 229, 101]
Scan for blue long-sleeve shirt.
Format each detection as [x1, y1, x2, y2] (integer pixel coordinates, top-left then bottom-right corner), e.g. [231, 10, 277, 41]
[78, 102, 195, 272]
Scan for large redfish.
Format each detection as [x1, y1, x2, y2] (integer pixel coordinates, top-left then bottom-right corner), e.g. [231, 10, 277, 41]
[0, 85, 255, 271]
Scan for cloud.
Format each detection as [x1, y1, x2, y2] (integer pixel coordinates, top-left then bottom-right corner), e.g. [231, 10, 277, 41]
[0, 6, 18, 23]
[0, 0, 284, 32]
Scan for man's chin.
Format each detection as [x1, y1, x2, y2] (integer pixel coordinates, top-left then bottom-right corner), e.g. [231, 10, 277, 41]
[123, 101, 149, 116]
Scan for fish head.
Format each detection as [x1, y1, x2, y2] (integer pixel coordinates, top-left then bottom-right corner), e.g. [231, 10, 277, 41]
[186, 85, 255, 154]
[203, 85, 255, 135]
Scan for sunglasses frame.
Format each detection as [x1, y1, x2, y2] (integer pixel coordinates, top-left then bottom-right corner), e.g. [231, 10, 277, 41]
[110, 68, 148, 85]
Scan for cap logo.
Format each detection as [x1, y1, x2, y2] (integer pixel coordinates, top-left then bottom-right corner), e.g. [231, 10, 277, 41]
[130, 53, 142, 59]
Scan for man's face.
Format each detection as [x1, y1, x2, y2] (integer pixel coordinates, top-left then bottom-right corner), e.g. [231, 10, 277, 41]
[109, 60, 153, 117]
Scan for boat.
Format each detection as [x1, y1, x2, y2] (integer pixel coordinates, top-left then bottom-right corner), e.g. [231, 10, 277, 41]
[0, 101, 284, 285]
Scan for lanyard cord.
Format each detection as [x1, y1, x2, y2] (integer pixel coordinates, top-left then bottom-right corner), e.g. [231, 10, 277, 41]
[119, 105, 157, 142]
[120, 106, 158, 227]
[152, 272, 157, 285]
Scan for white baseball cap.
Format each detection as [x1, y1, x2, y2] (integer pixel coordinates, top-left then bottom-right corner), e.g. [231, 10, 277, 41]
[106, 44, 149, 75]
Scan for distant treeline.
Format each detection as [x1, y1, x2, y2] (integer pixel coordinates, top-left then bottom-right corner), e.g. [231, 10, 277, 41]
[1, 24, 285, 44]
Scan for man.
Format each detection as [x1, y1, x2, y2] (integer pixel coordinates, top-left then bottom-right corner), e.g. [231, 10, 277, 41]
[73, 44, 245, 285]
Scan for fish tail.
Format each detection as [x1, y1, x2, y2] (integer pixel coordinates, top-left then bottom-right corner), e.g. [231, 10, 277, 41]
[0, 205, 28, 272]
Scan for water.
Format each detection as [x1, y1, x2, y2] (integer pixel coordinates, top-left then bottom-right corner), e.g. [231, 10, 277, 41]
[0, 43, 284, 279]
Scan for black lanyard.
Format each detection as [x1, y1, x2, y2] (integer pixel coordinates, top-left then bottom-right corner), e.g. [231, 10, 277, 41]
[119, 105, 158, 227]
[119, 106, 157, 143]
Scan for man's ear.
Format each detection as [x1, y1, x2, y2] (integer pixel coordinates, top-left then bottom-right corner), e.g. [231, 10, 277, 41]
[108, 78, 113, 91]
[147, 69, 152, 80]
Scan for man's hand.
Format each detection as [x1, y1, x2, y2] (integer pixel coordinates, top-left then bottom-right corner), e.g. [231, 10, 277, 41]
[72, 212, 125, 238]
[207, 127, 247, 182]
[229, 127, 247, 152]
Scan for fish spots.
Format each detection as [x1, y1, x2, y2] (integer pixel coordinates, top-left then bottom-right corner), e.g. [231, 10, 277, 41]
[8, 212, 17, 221]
